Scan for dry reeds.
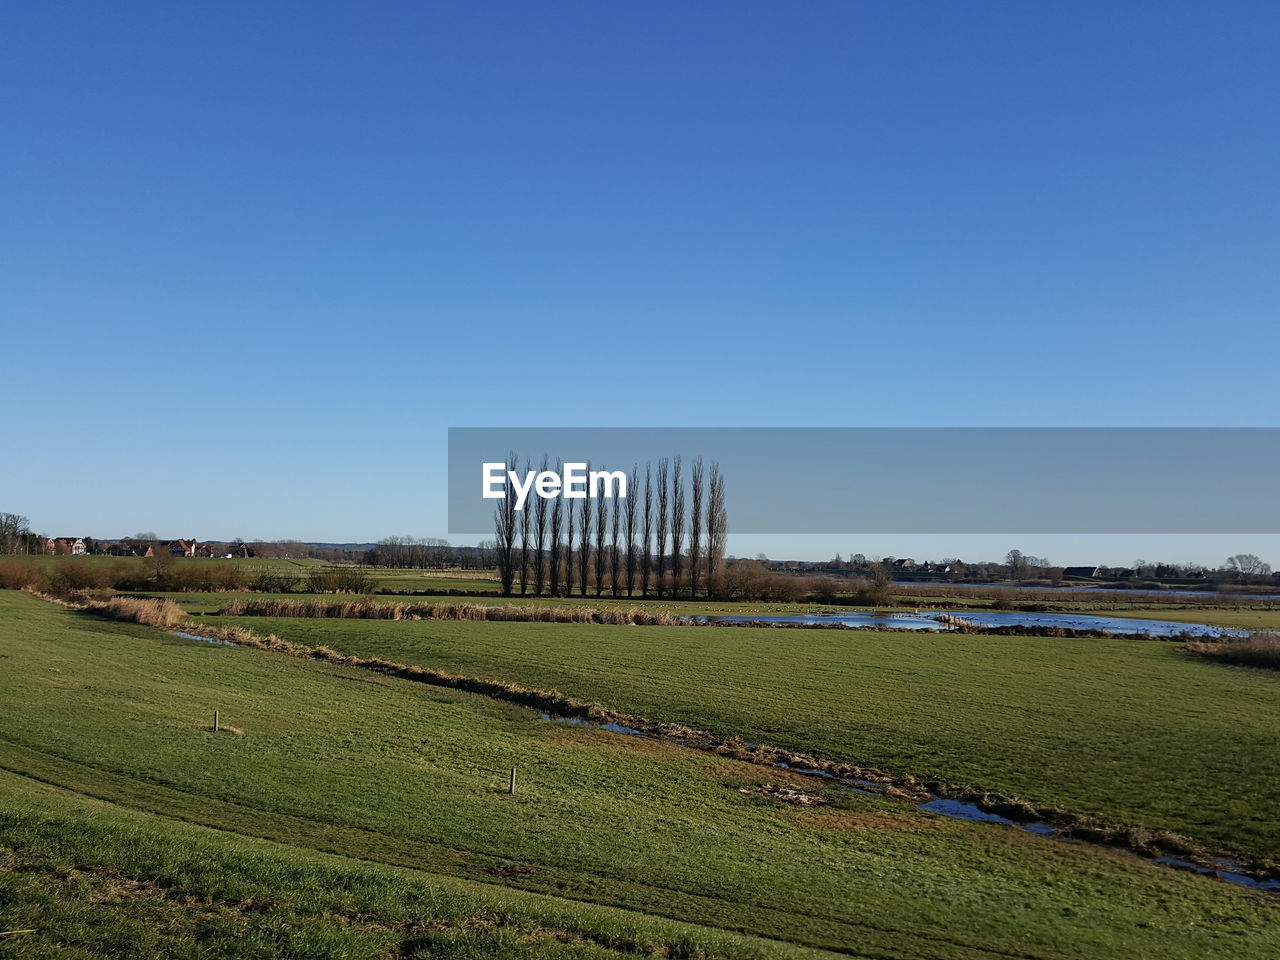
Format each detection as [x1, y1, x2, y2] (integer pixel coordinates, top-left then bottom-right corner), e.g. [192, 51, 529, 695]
[82, 596, 188, 629]
[1184, 632, 1280, 670]
[216, 598, 683, 626]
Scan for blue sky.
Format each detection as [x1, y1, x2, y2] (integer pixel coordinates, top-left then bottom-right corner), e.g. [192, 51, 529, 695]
[3, 2, 1277, 566]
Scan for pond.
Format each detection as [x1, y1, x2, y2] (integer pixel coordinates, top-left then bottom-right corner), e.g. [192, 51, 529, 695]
[703, 611, 1246, 638]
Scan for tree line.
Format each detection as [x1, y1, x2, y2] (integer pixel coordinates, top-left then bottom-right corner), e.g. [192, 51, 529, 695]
[492, 455, 727, 598]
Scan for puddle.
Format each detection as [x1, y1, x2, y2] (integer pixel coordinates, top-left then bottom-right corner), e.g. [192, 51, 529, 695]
[1154, 857, 1280, 891]
[540, 710, 1277, 893]
[173, 631, 237, 646]
[700, 611, 1246, 638]
[918, 798, 1015, 824]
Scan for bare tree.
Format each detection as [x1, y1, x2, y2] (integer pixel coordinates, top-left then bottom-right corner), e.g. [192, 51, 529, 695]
[564, 493, 575, 597]
[494, 452, 518, 595]
[707, 462, 727, 597]
[1225, 553, 1271, 581]
[1005, 549, 1029, 581]
[594, 485, 608, 597]
[532, 455, 550, 595]
[623, 465, 639, 596]
[608, 489, 621, 597]
[670, 456, 685, 599]
[0, 513, 31, 555]
[548, 490, 563, 597]
[688, 457, 704, 597]
[641, 463, 653, 597]
[577, 494, 592, 597]
[518, 458, 531, 594]
[654, 457, 669, 597]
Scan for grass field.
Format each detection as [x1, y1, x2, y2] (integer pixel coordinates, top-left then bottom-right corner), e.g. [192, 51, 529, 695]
[206, 613, 1280, 861]
[3, 591, 1280, 958]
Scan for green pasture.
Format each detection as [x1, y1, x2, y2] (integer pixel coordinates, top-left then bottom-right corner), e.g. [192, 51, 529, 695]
[2, 592, 1278, 958]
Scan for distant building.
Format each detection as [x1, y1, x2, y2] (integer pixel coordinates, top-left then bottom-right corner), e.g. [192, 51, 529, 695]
[891, 558, 916, 571]
[45, 537, 86, 556]
[144, 539, 198, 558]
[1063, 566, 1101, 578]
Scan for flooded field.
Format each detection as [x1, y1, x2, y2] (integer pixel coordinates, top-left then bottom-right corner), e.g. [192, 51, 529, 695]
[705, 610, 1247, 637]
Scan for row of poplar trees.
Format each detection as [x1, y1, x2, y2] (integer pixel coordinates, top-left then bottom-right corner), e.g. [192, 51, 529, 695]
[494, 456, 727, 598]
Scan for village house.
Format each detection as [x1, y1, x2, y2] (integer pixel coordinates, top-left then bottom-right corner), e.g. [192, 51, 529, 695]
[143, 539, 204, 558]
[1062, 566, 1101, 578]
[44, 537, 86, 555]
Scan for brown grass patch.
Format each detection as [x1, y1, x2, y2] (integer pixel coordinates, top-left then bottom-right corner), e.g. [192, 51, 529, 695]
[218, 598, 683, 626]
[1185, 632, 1280, 670]
[81, 596, 187, 629]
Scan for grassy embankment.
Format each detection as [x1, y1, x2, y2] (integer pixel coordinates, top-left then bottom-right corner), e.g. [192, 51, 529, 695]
[2, 591, 1279, 958]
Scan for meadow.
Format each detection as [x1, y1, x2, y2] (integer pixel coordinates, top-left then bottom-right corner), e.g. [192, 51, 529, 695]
[3, 591, 1280, 958]
[204, 612, 1280, 861]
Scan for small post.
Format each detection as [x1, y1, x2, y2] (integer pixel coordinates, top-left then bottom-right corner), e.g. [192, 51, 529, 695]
[508, 767, 516, 794]
[214, 710, 220, 733]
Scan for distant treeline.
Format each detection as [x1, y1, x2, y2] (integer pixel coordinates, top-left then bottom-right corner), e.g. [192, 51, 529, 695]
[0, 557, 373, 595]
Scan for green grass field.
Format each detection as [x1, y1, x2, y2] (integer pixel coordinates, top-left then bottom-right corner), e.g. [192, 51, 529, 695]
[3, 591, 1280, 958]
[207, 613, 1280, 861]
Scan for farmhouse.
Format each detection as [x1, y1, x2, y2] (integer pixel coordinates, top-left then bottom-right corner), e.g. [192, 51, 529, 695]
[44, 537, 86, 555]
[891, 558, 916, 571]
[143, 539, 201, 558]
[1063, 566, 1101, 578]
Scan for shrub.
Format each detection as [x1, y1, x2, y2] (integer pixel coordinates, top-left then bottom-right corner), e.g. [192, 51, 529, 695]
[0, 560, 39, 590]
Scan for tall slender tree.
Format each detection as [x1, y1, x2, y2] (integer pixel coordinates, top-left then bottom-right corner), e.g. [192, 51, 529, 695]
[670, 456, 685, 599]
[707, 462, 727, 598]
[577, 494, 592, 597]
[517, 458, 531, 594]
[594, 486, 607, 597]
[609, 488, 622, 597]
[641, 463, 653, 597]
[532, 455, 550, 595]
[564, 492, 575, 597]
[689, 457, 704, 598]
[494, 451, 518, 595]
[654, 457, 669, 598]
[548, 490, 564, 597]
[623, 465, 639, 596]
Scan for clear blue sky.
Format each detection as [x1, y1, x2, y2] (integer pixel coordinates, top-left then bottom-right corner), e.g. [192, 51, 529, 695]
[3, 2, 1277, 566]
